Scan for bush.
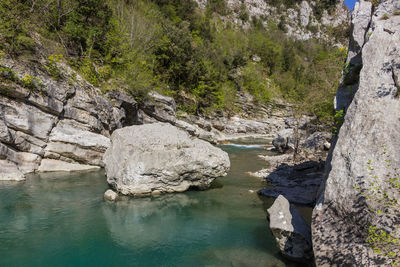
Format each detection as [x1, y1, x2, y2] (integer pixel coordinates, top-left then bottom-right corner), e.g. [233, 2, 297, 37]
[46, 54, 64, 80]
[238, 4, 249, 22]
[206, 0, 230, 16]
[240, 63, 276, 104]
[0, 0, 35, 54]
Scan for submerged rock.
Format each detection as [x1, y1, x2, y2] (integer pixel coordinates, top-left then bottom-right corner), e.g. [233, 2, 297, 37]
[267, 195, 313, 262]
[103, 123, 230, 196]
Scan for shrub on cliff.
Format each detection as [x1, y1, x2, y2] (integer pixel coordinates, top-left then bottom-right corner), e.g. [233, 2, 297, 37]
[0, 0, 347, 125]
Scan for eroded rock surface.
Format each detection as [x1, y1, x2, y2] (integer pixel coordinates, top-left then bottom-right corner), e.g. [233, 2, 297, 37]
[0, 160, 25, 181]
[0, 58, 140, 178]
[103, 123, 230, 196]
[335, 0, 373, 112]
[140, 92, 177, 123]
[313, 0, 400, 265]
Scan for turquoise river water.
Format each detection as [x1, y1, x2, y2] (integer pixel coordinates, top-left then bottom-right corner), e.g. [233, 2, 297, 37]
[0, 144, 305, 267]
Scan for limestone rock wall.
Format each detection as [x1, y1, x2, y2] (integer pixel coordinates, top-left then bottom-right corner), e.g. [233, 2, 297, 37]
[0, 58, 139, 179]
[312, 0, 400, 265]
[0, 57, 286, 180]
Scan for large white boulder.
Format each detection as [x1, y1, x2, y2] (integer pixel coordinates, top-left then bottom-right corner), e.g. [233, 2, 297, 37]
[103, 123, 230, 196]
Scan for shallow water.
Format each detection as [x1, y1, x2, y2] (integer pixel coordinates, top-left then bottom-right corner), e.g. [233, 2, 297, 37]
[0, 145, 302, 267]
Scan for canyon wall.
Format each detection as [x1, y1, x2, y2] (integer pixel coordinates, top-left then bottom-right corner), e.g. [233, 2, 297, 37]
[312, 0, 400, 265]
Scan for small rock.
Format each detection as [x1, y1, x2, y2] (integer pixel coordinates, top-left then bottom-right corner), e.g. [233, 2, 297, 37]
[302, 132, 331, 151]
[323, 141, 331, 150]
[104, 189, 118, 201]
[252, 55, 261, 62]
[272, 129, 294, 152]
[151, 190, 162, 196]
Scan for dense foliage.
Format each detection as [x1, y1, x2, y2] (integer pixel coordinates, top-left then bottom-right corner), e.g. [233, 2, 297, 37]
[0, 0, 347, 123]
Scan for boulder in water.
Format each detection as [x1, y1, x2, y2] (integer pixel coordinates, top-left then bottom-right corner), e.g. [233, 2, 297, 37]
[103, 123, 230, 196]
[267, 195, 313, 262]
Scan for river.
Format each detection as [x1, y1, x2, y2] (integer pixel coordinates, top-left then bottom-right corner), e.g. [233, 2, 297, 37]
[0, 143, 305, 266]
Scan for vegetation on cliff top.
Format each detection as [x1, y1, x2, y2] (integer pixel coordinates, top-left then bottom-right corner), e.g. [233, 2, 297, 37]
[0, 0, 347, 124]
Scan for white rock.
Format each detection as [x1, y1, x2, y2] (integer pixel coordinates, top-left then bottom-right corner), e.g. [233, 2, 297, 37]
[103, 123, 230, 196]
[0, 160, 25, 181]
[299, 1, 312, 27]
[49, 119, 110, 151]
[104, 189, 118, 201]
[0, 96, 56, 140]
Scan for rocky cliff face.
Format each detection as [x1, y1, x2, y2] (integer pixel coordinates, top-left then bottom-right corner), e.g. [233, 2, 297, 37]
[0, 54, 293, 180]
[0, 56, 140, 179]
[196, 0, 349, 44]
[312, 0, 400, 265]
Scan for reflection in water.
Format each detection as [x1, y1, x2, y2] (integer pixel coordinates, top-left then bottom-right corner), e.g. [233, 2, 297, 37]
[0, 144, 300, 266]
[103, 194, 199, 247]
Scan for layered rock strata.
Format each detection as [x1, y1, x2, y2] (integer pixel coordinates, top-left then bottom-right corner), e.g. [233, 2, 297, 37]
[0, 59, 139, 179]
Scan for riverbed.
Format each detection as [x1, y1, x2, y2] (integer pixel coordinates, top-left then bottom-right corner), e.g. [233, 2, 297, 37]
[0, 144, 303, 266]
